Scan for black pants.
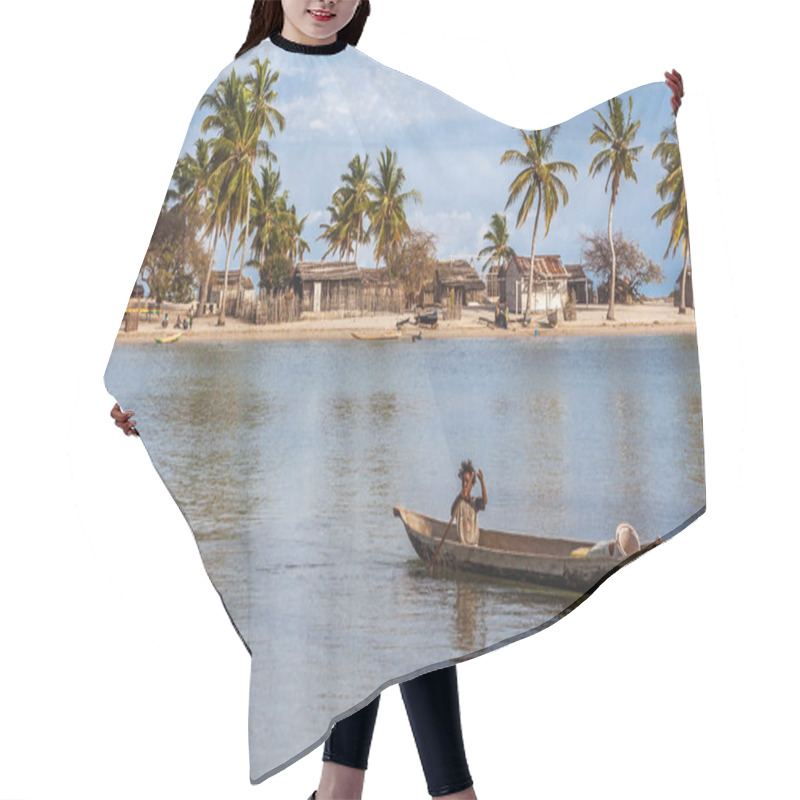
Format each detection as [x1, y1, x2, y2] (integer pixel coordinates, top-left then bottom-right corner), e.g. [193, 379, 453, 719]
[323, 665, 473, 797]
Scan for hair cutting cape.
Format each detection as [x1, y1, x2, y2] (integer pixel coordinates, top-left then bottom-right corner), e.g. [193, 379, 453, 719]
[104, 34, 705, 783]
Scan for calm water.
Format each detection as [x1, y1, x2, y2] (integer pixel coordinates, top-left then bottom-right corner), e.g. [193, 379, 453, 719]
[105, 333, 704, 773]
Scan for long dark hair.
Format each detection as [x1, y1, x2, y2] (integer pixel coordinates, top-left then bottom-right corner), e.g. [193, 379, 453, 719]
[236, 1, 371, 59]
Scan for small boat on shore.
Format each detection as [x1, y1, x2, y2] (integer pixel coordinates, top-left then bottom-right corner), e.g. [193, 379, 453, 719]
[351, 331, 401, 341]
[393, 506, 658, 592]
[155, 332, 182, 344]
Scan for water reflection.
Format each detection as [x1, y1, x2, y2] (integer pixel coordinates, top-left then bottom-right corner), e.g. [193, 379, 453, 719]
[105, 334, 705, 707]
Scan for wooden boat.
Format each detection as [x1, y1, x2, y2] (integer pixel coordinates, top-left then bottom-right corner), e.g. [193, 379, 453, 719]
[350, 331, 401, 341]
[393, 506, 658, 592]
[155, 331, 182, 344]
[546, 310, 558, 328]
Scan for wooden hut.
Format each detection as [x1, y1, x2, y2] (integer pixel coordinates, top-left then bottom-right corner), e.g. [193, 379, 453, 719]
[206, 270, 255, 316]
[434, 260, 486, 307]
[293, 261, 361, 314]
[359, 266, 405, 313]
[504, 254, 569, 314]
[565, 264, 595, 305]
[485, 264, 504, 301]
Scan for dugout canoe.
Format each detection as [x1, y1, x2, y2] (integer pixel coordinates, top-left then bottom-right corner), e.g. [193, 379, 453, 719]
[393, 506, 658, 592]
[155, 331, 182, 344]
[350, 332, 401, 340]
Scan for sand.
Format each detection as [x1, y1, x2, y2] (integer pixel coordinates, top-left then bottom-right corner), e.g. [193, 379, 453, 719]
[116, 302, 697, 344]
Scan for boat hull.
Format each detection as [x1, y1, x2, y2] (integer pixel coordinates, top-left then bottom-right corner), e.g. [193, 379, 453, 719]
[393, 506, 650, 593]
[350, 332, 401, 340]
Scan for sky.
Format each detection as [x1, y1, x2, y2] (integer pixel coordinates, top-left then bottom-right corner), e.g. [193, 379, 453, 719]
[173, 39, 685, 297]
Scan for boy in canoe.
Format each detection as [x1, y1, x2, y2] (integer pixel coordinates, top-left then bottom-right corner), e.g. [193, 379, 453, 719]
[450, 460, 488, 546]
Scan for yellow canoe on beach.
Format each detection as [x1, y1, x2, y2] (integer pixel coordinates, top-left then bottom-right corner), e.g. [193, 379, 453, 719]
[155, 332, 182, 344]
[350, 332, 401, 341]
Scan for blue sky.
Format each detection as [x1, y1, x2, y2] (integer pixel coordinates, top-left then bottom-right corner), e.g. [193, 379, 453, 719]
[176, 39, 686, 295]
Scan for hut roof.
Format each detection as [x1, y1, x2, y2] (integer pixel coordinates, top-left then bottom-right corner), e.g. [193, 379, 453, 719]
[295, 261, 360, 282]
[209, 270, 253, 290]
[359, 266, 393, 286]
[436, 259, 486, 291]
[510, 254, 569, 279]
[564, 263, 589, 279]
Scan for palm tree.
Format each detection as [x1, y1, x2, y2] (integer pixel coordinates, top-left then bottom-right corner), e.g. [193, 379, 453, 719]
[588, 95, 643, 320]
[236, 59, 285, 313]
[339, 154, 372, 265]
[200, 61, 284, 324]
[249, 163, 291, 278]
[367, 147, 422, 281]
[501, 126, 577, 318]
[478, 212, 517, 272]
[318, 189, 353, 260]
[320, 154, 372, 263]
[652, 122, 690, 313]
[171, 139, 223, 315]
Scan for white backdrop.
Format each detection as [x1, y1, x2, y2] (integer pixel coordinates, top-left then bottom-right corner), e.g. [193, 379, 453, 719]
[1, 1, 796, 798]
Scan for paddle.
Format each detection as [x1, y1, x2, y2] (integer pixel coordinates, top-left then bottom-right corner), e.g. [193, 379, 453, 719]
[429, 471, 476, 572]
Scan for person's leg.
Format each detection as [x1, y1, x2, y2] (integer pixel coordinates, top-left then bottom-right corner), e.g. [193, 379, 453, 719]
[314, 695, 381, 800]
[400, 666, 476, 799]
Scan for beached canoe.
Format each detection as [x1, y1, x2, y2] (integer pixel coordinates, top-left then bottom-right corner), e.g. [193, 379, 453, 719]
[350, 332, 401, 341]
[155, 332, 182, 344]
[393, 506, 657, 592]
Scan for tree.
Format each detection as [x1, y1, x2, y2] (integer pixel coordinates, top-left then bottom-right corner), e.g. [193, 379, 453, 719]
[141, 205, 207, 303]
[258, 252, 294, 296]
[367, 146, 422, 281]
[171, 139, 220, 314]
[652, 122, 691, 313]
[200, 59, 284, 324]
[581, 230, 663, 303]
[320, 154, 372, 263]
[385, 229, 439, 306]
[501, 126, 577, 317]
[478, 213, 517, 273]
[588, 95, 643, 320]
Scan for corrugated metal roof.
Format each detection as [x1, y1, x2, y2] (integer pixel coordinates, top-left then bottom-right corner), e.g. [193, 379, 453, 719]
[510, 254, 569, 279]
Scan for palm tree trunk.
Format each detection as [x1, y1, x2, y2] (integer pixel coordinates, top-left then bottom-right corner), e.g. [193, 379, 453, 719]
[525, 194, 542, 319]
[236, 159, 256, 318]
[199, 229, 220, 315]
[606, 198, 617, 321]
[679, 248, 688, 314]
[218, 220, 235, 326]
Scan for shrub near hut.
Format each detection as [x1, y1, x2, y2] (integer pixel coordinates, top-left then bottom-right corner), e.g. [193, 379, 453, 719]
[581, 230, 663, 304]
[385, 229, 438, 310]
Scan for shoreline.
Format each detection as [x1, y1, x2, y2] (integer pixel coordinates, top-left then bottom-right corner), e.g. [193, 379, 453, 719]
[114, 303, 697, 344]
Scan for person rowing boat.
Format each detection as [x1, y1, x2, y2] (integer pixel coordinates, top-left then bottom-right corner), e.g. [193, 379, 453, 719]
[450, 460, 488, 547]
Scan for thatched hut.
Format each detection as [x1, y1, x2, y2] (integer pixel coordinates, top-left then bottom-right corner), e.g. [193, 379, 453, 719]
[293, 261, 361, 314]
[206, 270, 255, 316]
[434, 260, 486, 306]
[359, 266, 405, 313]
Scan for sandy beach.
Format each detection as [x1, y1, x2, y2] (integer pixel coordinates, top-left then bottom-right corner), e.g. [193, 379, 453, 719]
[115, 302, 696, 344]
